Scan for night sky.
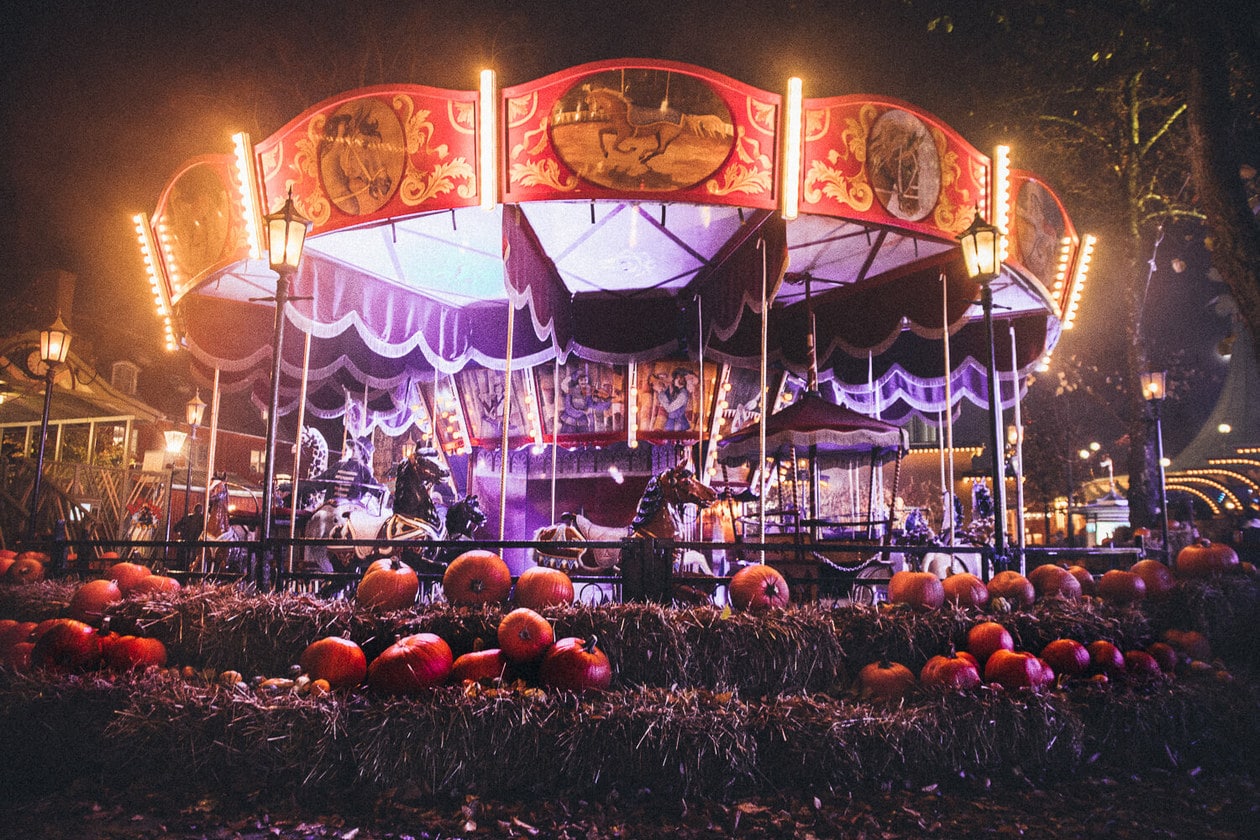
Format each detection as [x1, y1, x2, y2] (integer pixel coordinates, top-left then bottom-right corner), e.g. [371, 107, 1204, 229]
[0, 0, 1233, 452]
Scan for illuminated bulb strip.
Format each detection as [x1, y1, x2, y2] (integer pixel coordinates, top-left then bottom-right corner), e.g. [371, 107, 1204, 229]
[905, 446, 985, 458]
[523, 370, 544, 447]
[1238, 447, 1260, 455]
[705, 368, 733, 478]
[1164, 474, 1241, 508]
[991, 145, 1011, 261]
[780, 77, 803, 220]
[231, 132, 264, 260]
[155, 219, 182, 299]
[479, 69, 498, 211]
[1062, 233, 1096, 330]
[439, 375, 473, 455]
[1165, 484, 1221, 516]
[1188, 468, 1260, 493]
[133, 212, 179, 352]
[627, 361, 638, 448]
[1051, 236, 1073, 297]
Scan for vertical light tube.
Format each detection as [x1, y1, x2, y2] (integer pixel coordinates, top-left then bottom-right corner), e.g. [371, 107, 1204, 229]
[780, 77, 803, 221]
[479, 69, 498, 211]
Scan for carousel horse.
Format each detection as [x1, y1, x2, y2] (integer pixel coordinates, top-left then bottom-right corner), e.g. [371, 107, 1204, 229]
[585, 87, 687, 165]
[533, 460, 719, 601]
[303, 447, 450, 573]
[192, 477, 255, 574]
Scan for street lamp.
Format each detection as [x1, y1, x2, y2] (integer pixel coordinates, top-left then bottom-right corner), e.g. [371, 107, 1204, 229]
[1141, 370, 1171, 560]
[183, 391, 207, 524]
[260, 192, 311, 564]
[28, 314, 72, 542]
[958, 213, 1008, 564]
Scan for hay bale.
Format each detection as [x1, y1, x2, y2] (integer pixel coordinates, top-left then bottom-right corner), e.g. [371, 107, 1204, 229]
[0, 580, 76, 621]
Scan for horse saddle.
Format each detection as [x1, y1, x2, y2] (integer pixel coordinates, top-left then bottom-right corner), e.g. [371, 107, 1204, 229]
[330, 507, 391, 561]
[628, 104, 682, 127]
[534, 523, 589, 572]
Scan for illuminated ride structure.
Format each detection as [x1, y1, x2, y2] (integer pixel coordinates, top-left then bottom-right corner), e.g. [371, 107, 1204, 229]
[134, 60, 1092, 572]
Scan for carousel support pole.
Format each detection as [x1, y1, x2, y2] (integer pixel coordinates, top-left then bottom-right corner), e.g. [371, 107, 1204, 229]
[551, 357, 560, 523]
[940, 272, 957, 545]
[757, 237, 768, 560]
[287, 330, 312, 573]
[1008, 324, 1026, 571]
[499, 304, 516, 542]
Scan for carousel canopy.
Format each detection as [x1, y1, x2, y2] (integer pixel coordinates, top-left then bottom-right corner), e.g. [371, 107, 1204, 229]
[717, 390, 908, 462]
[137, 60, 1086, 447]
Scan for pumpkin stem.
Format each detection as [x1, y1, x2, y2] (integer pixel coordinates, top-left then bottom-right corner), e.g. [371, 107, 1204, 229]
[584, 635, 600, 653]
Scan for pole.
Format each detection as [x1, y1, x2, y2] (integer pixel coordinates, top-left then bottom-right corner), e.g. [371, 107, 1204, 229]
[1008, 324, 1026, 569]
[980, 280, 1007, 563]
[1066, 453, 1075, 546]
[259, 271, 290, 587]
[1153, 400, 1171, 560]
[28, 367, 55, 543]
[940, 272, 956, 544]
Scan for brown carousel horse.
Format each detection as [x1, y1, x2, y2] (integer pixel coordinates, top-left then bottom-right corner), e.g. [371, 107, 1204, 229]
[533, 458, 719, 602]
[190, 476, 255, 574]
[585, 87, 688, 165]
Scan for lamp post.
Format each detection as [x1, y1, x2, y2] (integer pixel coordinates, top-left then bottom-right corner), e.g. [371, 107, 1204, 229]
[260, 193, 311, 575]
[1141, 371, 1171, 560]
[183, 391, 207, 525]
[28, 315, 72, 543]
[958, 213, 1007, 566]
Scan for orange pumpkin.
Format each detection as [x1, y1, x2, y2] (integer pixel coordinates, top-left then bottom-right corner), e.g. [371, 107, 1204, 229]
[29, 618, 102, 671]
[1040, 638, 1090, 677]
[103, 635, 168, 670]
[5, 552, 47, 584]
[729, 564, 791, 611]
[513, 566, 575, 610]
[367, 633, 452, 694]
[1129, 559, 1176, 599]
[1028, 564, 1082, 601]
[887, 570, 944, 611]
[1175, 540, 1239, 578]
[130, 575, 183, 596]
[106, 561, 152, 594]
[857, 660, 916, 701]
[1096, 569, 1146, 605]
[451, 648, 510, 684]
[984, 649, 1054, 690]
[967, 621, 1015, 667]
[68, 579, 124, 625]
[941, 573, 989, 609]
[299, 636, 368, 689]
[987, 570, 1035, 608]
[497, 607, 554, 663]
[1087, 640, 1126, 676]
[1066, 565, 1096, 596]
[356, 558, 419, 610]
[919, 652, 981, 690]
[539, 636, 612, 692]
[443, 550, 512, 607]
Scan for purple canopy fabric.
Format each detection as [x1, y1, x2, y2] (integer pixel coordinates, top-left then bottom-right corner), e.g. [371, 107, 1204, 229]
[718, 391, 908, 461]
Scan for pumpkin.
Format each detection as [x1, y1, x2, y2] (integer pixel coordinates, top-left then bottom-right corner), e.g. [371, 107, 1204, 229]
[857, 660, 916, 701]
[513, 566, 575, 610]
[7, 641, 34, 673]
[356, 558, 419, 610]
[1129, 559, 1176, 599]
[1123, 650, 1164, 681]
[1066, 565, 1096, 596]
[984, 649, 1054, 690]
[1040, 638, 1090, 677]
[967, 621, 1015, 667]
[299, 636, 368, 689]
[0, 550, 16, 577]
[986, 570, 1035, 608]
[919, 652, 981, 690]
[539, 636, 612, 692]
[1096, 570, 1146, 605]
[451, 648, 510, 684]
[68, 579, 124, 625]
[1161, 629, 1212, 662]
[0, 619, 36, 665]
[103, 635, 168, 670]
[941, 573, 989, 609]
[729, 564, 791, 610]
[1028, 564, 1082, 601]
[1145, 642, 1180, 674]
[4, 552, 46, 584]
[106, 561, 152, 594]
[1086, 640, 1126, 676]
[29, 618, 102, 671]
[1175, 539, 1239, 578]
[367, 633, 453, 694]
[443, 550, 512, 606]
[130, 574, 182, 596]
[497, 607, 554, 663]
[887, 570, 944, 611]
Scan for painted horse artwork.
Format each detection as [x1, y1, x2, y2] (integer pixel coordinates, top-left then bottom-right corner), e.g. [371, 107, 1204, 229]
[189, 477, 256, 575]
[533, 458, 719, 603]
[585, 87, 688, 165]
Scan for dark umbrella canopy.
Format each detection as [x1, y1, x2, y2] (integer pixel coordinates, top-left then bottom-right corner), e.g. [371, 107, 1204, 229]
[717, 391, 908, 462]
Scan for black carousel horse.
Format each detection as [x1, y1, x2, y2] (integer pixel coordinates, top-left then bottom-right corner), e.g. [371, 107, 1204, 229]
[533, 459, 719, 602]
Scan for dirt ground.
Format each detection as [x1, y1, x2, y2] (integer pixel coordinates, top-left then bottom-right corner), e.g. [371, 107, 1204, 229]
[5, 769, 1257, 839]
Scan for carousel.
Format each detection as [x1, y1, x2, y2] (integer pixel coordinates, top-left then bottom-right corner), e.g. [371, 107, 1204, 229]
[133, 59, 1091, 584]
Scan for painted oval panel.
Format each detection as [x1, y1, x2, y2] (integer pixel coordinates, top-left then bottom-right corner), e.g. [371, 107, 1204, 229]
[550, 69, 735, 192]
[318, 98, 407, 216]
[1014, 180, 1066, 285]
[867, 109, 941, 222]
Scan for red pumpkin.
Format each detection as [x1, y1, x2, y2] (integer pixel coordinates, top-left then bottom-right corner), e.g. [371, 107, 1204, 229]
[443, 550, 512, 606]
[103, 635, 168, 670]
[29, 618, 102, 671]
[919, 653, 981, 690]
[1161, 629, 1212, 662]
[1028, 564, 1082, 601]
[1086, 640, 1126, 676]
[1123, 650, 1164, 681]
[967, 621, 1015, 667]
[300, 636, 368, 689]
[130, 575, 182, 596]
[539, 636, 612, 692]
[1096, 570, 1146, 605]
[984, 649, 1054, 690]
[987, 570, 1035, 608]
[0, 550, 16, 578]
[1040, 638, 1090, 677]
[513, 566, 575, 610]
[68, 579, 124, 625]
[367, 633, 453, 694]
[451, 648, 510, 684]
[5, 552, 46, 584]
[356, 558, 419, 610]
[106, 561, 152, 594]
[0, 619, 36, 664]
[1175, 540, 1239, 578]
[1145, 641, 1181, 674]
[887, 570, 944, 611]
[941, 573, 989, 609]
[497, 607, 554, 663]
[729, 564, 791, 611]
[1066, 565, 1096, 596]
[1129, 559, 1175, 599]
[857, 660, 916, 701]
[7, 641, 34, 673]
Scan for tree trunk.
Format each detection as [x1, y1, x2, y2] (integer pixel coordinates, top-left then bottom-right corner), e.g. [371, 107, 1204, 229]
[1123, 242, 1159, 531]
[1185, 13, 1260, 361]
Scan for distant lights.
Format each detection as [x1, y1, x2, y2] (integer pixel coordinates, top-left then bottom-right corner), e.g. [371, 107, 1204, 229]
[133, 212, 179, 352]
[1165, 484, 1221, 516]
